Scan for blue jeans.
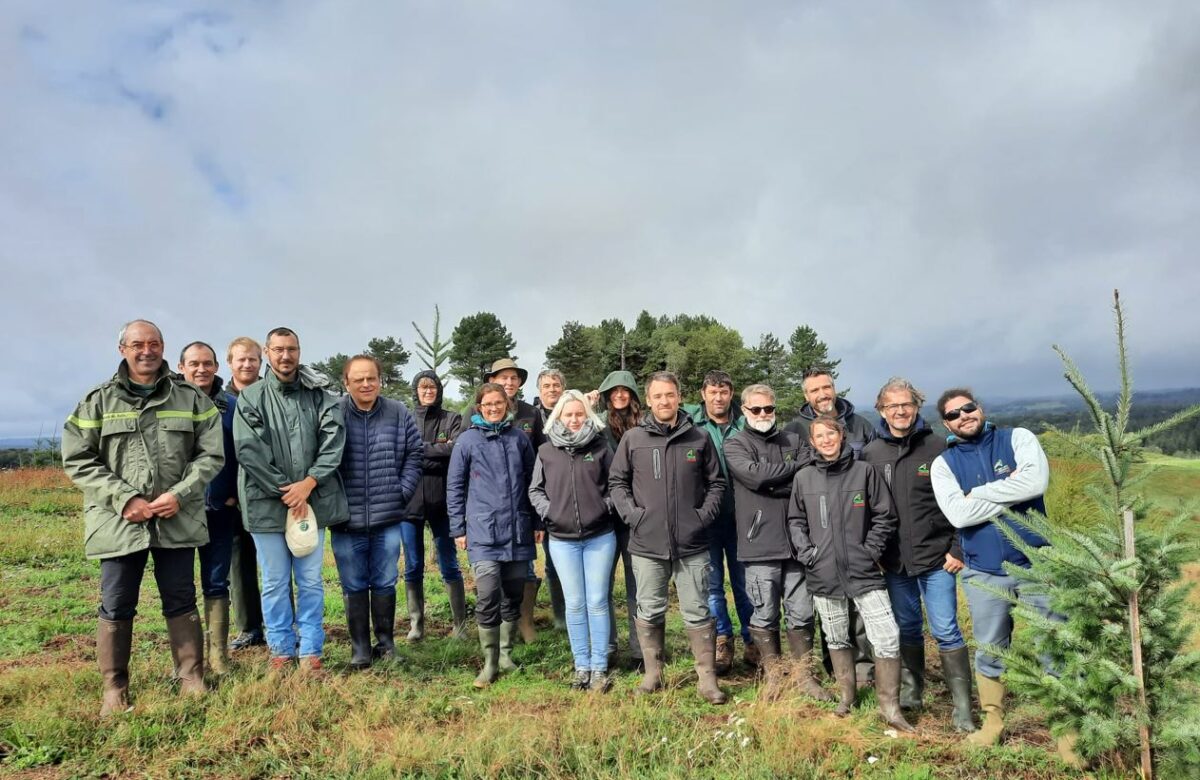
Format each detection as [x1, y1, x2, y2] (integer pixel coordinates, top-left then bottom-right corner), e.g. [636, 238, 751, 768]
[707, 516, 753, 642]
[399, 518, 463, 583]
[525, 536, 558, 583]
[549, 532, 616, 671]
[961, 566, 1062, 678]
[885, 568, 966, 651]
[198, 505, 238, 599]
[252, 529, 326, 659]
[331, 523, 405, 595]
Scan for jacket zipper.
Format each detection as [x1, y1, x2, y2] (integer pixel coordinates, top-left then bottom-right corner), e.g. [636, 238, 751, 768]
[570, 454, 581, 537]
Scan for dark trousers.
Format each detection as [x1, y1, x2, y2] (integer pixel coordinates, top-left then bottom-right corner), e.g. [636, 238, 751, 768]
[472, 560, 526, 628]
[229, 519, 263, 633]
[198, 505, 238, 599]
[98, 546, 197, 621]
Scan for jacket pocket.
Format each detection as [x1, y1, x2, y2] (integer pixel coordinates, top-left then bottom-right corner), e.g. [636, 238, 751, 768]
[652, 448, 662, 480]
[747, 509, 765, 541]
[471, 511, 497, 546]
[819, 494, 829, 529]
[513, 511, 533, 546]
[628, 506, 648, 532]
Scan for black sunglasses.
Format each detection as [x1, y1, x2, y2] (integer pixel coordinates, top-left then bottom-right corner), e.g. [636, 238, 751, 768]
[743, 405, 776, 415]
[942, 402, 979, 422]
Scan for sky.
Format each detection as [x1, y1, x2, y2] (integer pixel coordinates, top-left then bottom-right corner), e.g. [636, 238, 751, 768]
[3, 1, 1199, 438]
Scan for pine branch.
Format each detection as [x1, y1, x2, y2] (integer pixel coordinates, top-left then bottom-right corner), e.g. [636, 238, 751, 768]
[1113, 290, 1134, 436]
[1126, 404, 1200, 446]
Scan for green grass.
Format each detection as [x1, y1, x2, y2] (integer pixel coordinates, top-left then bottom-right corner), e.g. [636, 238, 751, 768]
[2, 466, 1195, 778]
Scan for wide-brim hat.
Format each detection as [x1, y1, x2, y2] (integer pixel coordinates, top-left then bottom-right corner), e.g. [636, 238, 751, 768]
[485, 358, 528, 384]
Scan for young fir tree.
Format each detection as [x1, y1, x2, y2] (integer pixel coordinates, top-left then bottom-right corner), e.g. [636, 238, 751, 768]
[987, 292, 1200, 776]
[412, 304, 453, 384]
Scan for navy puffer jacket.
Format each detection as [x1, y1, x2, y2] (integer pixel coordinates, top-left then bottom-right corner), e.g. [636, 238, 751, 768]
[337, 396, 423, 533]
[447, 419, 538, 564]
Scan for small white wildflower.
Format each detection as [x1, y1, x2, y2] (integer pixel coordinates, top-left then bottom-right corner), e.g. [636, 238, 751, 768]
[741, 736, 751, 748]
[884, 728, 899, 738]
[867, 756, 879, 764]
[660, 736, 668, 744]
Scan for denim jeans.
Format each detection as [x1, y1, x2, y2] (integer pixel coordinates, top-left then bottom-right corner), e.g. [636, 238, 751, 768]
[399, 517, 463, 583]
[98, 546, 197, 621]
[631, 552, 712, 628]
[961, 566, 1063, 678]
[885, 568, 966, 651]
[331, 523, 404, 595]
[198, 505, 238, 599]
[549, 532, 616, 672]
[472, 560, 526, 628]
[707, 515, 753, 641]
[252, 529, 326, 659]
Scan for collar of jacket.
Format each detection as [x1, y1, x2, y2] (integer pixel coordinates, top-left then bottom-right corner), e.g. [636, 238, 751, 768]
[641, 410, 694, 439]
[744, 423, 783, 441]
[692, 402, 744, 429]
[343, 395, 382, 419]
[814, 442, 854, 472]
[800, 396, 857, 424]
[946, 420, 995, 447]
[265, 364, 329, 394]
[115, 361, 173, 398]
[471, 413, 512, 435]
[875, 415, 931, 444]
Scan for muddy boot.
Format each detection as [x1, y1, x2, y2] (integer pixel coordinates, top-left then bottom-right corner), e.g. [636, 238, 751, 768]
[875, 656, 916, 732]
[97, 618, 133, 716]
[370, 590, 396, 659]
[786, 627, 835, 702]
[829, 647, 858, 716]
[748, 626, 785, 702]
[344, 591, 372, 670]
[966, 674, 1005, 747]
[474, 626, 500, 688]
[714, 634, 734, 676]
[548, 572, 567, 631]
[686, 621, 728, 705]
[939, 647, 976, 733]
[498, 620, 519, 673]
[1056, 730, 1087, 770]
[447, 579, 469, 640]
[203, 597, 231, 675]
[166, 610, 206, 697]
[899, 643, 925, 710]
[518, 578, 540, 643]
[634, 618, 665, 695]
[405, 582, 425, 642]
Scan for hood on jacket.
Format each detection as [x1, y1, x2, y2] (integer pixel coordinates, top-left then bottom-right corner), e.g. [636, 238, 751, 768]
[598, 370, 640, 407]
[799, 396, 859, 424]
[411, 369, 444, 409]
[814, 441, 855, 472]
[639, 409, 695, 437]
[876, 415, 931, 443]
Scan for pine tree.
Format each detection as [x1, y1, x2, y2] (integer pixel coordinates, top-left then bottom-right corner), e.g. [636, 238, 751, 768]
[448, 312, 517, 397]
[412, 304, 453, 383]
[988, 291, 1200, 777]
[544, 321, 603, 391]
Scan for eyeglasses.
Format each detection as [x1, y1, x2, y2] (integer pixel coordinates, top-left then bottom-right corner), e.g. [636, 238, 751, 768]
[122, 341, 162, 352]
[479, 401, 508, 409]
[743, 405, 776, 415]
[942, 402, 979, 421]
[881, 402, 917, 413]
[268, 346, 299, 356]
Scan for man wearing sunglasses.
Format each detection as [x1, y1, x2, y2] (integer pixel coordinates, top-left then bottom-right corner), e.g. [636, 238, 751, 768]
[724, 385, 832, 701]
[930, 389, 1082, 766]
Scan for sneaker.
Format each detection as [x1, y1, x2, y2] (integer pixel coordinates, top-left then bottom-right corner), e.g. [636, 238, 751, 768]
[588, 670, 612, 693]
[231, 629, 266, 651]
[268, 655, 294, 672]
[570, 669, 591, 690]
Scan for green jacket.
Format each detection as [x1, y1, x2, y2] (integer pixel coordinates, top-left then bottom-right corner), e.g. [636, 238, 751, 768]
[233, 368, 349, 533]
[681, 403, 746, 475]
[62, 363, 224, 560]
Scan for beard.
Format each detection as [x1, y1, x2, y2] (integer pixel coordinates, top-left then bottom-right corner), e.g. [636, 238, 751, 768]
[748, 417, 775, 433]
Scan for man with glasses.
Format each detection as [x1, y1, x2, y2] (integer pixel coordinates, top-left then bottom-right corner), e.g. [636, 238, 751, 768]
[930, 389, 1082, 766]
[724, 384, 832, 701]
[233, 327, 348, 674]
[63, 320, 224, 715]
[861, 378, 973, 732]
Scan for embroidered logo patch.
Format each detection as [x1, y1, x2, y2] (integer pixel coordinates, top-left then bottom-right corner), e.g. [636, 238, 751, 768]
[436, 432, 449, 442]
[521, 422, 532, 433]
[583, 453, 594, 462]
[993, 459, 1011, 475]
[851, 492, 865, 508]
[917, 463, 930, 476]
[685, 448, 697, 463]
[784, 452, 793, 462]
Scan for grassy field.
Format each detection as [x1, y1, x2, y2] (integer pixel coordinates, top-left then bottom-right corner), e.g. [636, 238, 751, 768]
[1, 463, 1196, 779]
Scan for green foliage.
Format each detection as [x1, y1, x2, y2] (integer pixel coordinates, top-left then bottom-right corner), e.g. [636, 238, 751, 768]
[411, 304, 453, 383]
[311, 337, 412, 399]
[448, 312, 517, 398]
[987, 292, 1200, 775]
[544, 321, 603, 392]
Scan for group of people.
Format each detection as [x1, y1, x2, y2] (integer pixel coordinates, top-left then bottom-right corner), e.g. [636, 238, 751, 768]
[60, 318, 1082, 767]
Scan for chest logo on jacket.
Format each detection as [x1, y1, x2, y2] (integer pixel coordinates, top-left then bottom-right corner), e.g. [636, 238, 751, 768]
[436, 432, 449, 442]
[583, 452, 594, 462]
[685, 448, 697, 463]
[993, 459, 1011, 476]
[851, 492, 865, 508]
[521, 422, 532, 434]
[916, 463, 930, 476]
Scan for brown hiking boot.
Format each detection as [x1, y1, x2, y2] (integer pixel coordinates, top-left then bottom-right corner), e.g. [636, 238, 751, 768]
[166, 610, 206, 697]
[518, 578, 540, 643]
[686, 621, 728, 705]
[786, 627, 834, 702]
[748, 626, 785, 702]
[203, 597, 231, 675]
[829, 647, 857, 716]
[268, 655, 294, 673]
[297, 656, 326, 678]
[633, 618, 665, 695]
[874, 657, 915, 732]
[966, 674, 1005, 747]
[97, 618, 133, 716]
[714, 634, 734, 676]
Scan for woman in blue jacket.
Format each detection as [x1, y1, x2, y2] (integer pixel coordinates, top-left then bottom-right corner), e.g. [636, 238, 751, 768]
[448, 383, 542, 687]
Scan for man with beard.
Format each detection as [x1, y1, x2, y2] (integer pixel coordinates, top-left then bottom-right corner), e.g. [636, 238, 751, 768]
[63, 320, 224, 714]
[724, 384, 832, 701]
[609, 371, 728, 704]
[861, 378, 973, 732]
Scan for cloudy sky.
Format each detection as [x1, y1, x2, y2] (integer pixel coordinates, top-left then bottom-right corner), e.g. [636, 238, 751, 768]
[3, 2, 1199, 437]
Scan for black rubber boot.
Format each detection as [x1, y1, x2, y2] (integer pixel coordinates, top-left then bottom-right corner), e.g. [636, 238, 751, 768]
[344, 591, 373, 670]
[899, 643, 925, 710]
[370, 590, 396, 660]
[939, 647, 976, 733]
